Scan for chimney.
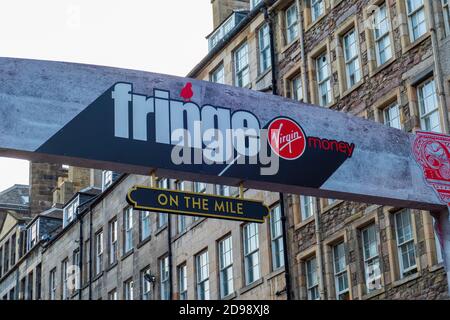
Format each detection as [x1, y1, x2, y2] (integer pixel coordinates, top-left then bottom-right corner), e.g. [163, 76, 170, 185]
[211, 0, 250, 29]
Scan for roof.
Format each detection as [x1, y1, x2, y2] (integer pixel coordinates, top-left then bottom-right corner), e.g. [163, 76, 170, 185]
[0, 184, 30, 207]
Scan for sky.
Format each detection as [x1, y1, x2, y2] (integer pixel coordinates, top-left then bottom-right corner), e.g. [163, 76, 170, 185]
[0, 0, 213, 192]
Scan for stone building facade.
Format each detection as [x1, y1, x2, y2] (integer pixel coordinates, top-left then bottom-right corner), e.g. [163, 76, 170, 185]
[0, 0, 449, 301]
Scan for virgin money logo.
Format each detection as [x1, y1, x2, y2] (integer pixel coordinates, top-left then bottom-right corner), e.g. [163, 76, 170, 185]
[268, 118, 306, 160]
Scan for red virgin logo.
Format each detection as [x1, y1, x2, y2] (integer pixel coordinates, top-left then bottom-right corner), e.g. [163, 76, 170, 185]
[268, 117, 306, 160]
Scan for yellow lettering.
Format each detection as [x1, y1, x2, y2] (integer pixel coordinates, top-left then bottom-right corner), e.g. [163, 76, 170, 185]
[202, 198, 209, 211]
[215, 201, 225, 212]
[237, 202, 243, 214]
[158, 194, 168, 206]
[184, 196, 191, 208]
[169, 194, 178, 207]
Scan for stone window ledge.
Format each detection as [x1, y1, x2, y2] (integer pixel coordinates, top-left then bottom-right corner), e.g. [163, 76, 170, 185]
[369, 57, 396, 78]
[322, 200, 344, 213]
[265, 267, 285, 281]
[280, 38, 299, 55]
[430, 264, 444, 273]
[361, 288, 385, 300]
[392, 272, 420, 288]
[92, 271, 104, 283]
[155, 225, 168, 237]
[106, 261, 118, 273]
[137, 236, 152, 249]
[221, 292, 237, 301]
[238, 278, 264, 295]
[340, 80, 364, 100]
[121, 249, 134, 261]
[402, 32, 431, 55]
[295, 216, 315, 230]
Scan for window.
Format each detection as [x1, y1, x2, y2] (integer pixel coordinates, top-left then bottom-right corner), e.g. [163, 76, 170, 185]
[311, 0, 325, 22]
[270, 205, 285, 270]
[27, 271, 33, 300]
[306, 256, 320, 300]
[291, 75, 303, 101]
[0, 247, 3, 276]
[333, 242, 349, 300]
[383, 103, 401, 129]
[407, 0, 427, 42]
[418, 79, 441, 132]
[194, 182, 206, 193]
[219, 236, 234, 298]
[28, 221, 38, 250]
[9, 287, 15, 300]
[177, 215, 187, 234]
[11, 234, 16, 266]
[36, 264, 42, 300]
[373, 3, 392, 66]
[63, 197, 79, 227]
[361, 224, 382, 292]
[124, 207, 134, 254]
[434, 220, 444, 264]
[343, 28, 361, 88]
[196, 251, 210, 300]
[243, 223, 260, 285]
[211, 64, 225, 84]
[216, 185, 231, 197]
[141, 267, 152, 300]
[251, 0, 263, 8]
[258, 23, 271, 73]
[234, 42, 250, 88]
[4, 240, 9, 273]
[72, 249, 80, 295]
[62, 259, 69, 300]
[444, 0, 450, 36]
[285, 3, 299, 44]
[178, 264, 188, 300]
[395, 210, 417, 277]
[160, 256, 170, 300]
[108, 289, 118, 300]
[95, 231, 103, 275]
[102, 170, 114, 190]
[20, 277, 25, 300]
[158, 179, 169, 228]
[300, 196, 315, 220]
[140, 211, 151, 241]
[124, 279, 134, 300]
[316, 52, 332, 106]
[49, 268, 56, 300]
[207, 13, 239, 51]
[109, 218, 118, 265]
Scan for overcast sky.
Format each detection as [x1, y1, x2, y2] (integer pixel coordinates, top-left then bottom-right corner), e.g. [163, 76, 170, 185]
[0, 0, 213, 192]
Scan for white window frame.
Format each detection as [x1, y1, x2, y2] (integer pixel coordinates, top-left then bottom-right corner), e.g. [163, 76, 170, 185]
[108, 289, 118, 300]
[406, 0, 427, 42]
[196, 251, 210, 300]
[140, 211, 151, 241]
[251, 0, 263, 9]
[27, 221, 39, 251]
[343, 28, 361, 89]
[394, 210, 417, 277]
[158, 179, 169, 228]
[234, 42, 250, 88]
[383, 102, 401, 130]
[306, 256, 320, 300]
[109, 218, 118, 265]
[311, 0, 325, 22]
[102, 170, 113, 191]
[443, 0, 450, 36]
[124, 279, 134, 300]
[316, 52, 332, 106]
[141, 268, 151, 300]
[332, 242, 349, 300]
[160, 256, 170, 300]
[373, 3, 392, 66]
[178, 263, 188, 300]
[243, 223, 261, 285]
[211, 64, 225, 84]
[300, 196, 315, 221]
[418, 79, 441, 133]
[285, 3, 299, 44]
[49, 268, 57, 300]
[194, 182, 206, 193]
[216, 185, 231, 197]
[62, 259, 68, 300]
[208, 14, 236, 51]
[258, 23, 272, 73]
[124, 207, 134, 254]
[361, 224, 382, 292]
[95, 231, 103, 275]
[270, 205, 285, 270]
[219, 236, 234, 298]
[291, 75, 303, 101]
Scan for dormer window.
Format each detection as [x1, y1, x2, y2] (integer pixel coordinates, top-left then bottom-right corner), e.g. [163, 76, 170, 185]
[27, 221, 39, 251]
[63, 196, 80, 227]
[102, 170, 114, 191]
[207, 12, 247, 51]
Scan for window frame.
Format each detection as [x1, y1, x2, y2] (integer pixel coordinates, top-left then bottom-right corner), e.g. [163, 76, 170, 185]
[361, 224, 382, 293]
[95, 230, 104, 275]
[124, 278, 134, 300]
[270, 205, 285, 271]
[342, 28, 362, 89]
[109, 218, 118, 265]
[311, 0, 325, 23]
[49, 268, 57, 300]
[141, 267, 152, 300]
[123, 207, 134, 254]
[383, 102, 401, 130]
[394, 209, 417, 278]
[195, 250, 210, 300]
[218, 236, 234, 298]
[140, 210, 151, 242]
[160, 256, 170, 300]
[178, 263, 188, 300]
[372, 2, 393, 67]
[285, 3, 299, 44]
[315, 51, 332, 106]
[305, 256, 320, 300]
[243, 223, 261, 286]
[332, 242, 349, 300]
[443, 0, 450, 36]
[258, 23, 272, 74]
[234, 42, 250, 88]
[210, 63, 225, 84]
[406, 0, 427, 42]
[418, 78, 441, 132]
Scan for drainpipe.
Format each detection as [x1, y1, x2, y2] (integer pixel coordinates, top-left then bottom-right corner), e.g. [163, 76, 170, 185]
[429, 0, 450, 133]
[77, 208, 83, 300]
[88, 208, 93, 300]
[264, 4, 292, 300]
[314, 198, 325, 299]
[167, 214, 173, 300]
[296, 0, 309, 103]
